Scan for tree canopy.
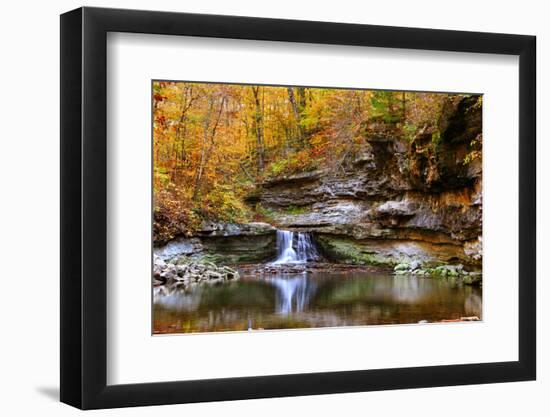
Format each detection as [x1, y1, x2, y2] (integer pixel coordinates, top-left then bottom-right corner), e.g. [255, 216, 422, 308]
[153, 81, 480, 243]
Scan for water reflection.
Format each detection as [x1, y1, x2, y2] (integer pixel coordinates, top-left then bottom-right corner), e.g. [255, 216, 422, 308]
[153, 286, 203, 311]
[153, 272, 482, 334]
[265, 274, 317, 314]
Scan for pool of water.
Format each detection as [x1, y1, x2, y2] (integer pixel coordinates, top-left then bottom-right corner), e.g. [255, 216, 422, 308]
[153, 271, 482, 334]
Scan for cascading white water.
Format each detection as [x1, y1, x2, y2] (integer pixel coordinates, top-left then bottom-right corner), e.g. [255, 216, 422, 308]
[272, 230, 319, 264]
[295, 233, 318, 262]
[273, 230, 297, 264]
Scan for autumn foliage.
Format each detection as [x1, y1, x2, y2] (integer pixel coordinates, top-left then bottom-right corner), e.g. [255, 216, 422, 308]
[153, 81, 480, 244]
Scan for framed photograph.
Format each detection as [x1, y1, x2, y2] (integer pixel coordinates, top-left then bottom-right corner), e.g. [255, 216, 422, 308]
[60, 6, 536, 409]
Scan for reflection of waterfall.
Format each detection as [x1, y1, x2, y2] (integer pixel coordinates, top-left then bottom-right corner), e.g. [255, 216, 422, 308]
[267, 275, 317, 314]
[272, 230, 319, 264]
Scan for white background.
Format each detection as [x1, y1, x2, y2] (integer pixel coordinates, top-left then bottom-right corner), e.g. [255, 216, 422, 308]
[0, 0, 547, 416]
[108, 33, 518, 384]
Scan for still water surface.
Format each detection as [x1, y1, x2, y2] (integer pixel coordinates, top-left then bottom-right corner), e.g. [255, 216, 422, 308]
[153, 271, 482, 334]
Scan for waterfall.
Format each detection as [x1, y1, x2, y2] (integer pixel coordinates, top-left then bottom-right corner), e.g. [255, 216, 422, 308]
[272, 230, 319, 264]
[295, 233, 318, 262]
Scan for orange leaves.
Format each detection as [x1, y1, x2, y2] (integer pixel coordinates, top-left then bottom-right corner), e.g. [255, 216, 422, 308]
[152, 81, 466, 237]
[153, 92, 165, 103]
[155, 115, 166, 126]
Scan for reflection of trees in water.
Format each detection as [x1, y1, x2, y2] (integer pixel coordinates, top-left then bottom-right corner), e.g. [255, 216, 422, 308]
[153, 286, 203, 311]
[464, 290, 482, 317]
[313, 273, 429, 306]
[153, 273, 483, 333]
[313, 274, 479, 308]
[155, 274, 481, 315]
[389, 277, 425, 302]
[155, 280, 276, 312]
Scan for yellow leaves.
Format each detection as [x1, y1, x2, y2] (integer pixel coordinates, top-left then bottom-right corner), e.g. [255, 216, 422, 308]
[204, 187, 250, 223]
[153, 81, 474, 236]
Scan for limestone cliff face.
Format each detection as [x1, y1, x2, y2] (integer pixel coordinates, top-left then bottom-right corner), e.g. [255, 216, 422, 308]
[250, 96, 482, 268]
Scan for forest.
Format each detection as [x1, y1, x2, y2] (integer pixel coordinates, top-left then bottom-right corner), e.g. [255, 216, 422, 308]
[153, 81, 481, 244]
[152, 81, 483, 333]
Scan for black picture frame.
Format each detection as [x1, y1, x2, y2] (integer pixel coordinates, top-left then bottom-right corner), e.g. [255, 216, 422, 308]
[60, 6, 536, 410]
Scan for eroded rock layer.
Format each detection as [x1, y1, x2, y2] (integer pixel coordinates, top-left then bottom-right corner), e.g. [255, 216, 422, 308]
[154, 222, 277, 264]
[251, 96, 482, 268]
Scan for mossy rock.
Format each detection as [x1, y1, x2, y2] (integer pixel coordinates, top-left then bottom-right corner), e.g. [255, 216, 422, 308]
[394, 263, 410, 271]
[199, 251, 276, 265]
[316, 236, 396, 266]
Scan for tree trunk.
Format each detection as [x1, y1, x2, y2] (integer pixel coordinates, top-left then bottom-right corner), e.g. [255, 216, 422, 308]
[192, 94, 226, 201]
[287, 87, 304, 147]
[172, 86, 197, 181]
[251, 86, 265, 171]
[297, 87, 307, 114]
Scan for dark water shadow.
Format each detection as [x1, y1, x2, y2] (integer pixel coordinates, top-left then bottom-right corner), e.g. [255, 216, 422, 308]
[36, 386, 59, 401]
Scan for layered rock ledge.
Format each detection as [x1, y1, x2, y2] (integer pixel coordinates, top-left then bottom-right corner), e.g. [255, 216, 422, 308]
[154, 221, 277, 264]
[248, 96, 483, 269]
